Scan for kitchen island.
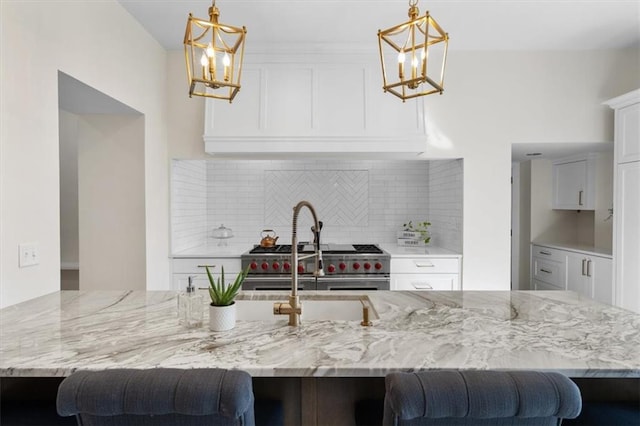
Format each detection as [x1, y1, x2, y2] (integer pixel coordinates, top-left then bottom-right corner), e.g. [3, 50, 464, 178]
[2, 290, 639, 424]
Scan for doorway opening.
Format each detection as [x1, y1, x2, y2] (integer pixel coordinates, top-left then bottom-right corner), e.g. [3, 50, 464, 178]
[58, 72, 146, 291]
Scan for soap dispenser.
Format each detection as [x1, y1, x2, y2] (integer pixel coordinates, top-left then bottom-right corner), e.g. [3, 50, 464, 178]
[178, 276, 203, 328]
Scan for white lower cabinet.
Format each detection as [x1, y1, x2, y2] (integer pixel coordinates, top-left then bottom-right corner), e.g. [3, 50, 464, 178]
[172, 257, 241, 291]
[531, 244, 612, 304]
[566, 252, 613, 305]
[391, 257, 461, 291]
[533, 280, 562, 291]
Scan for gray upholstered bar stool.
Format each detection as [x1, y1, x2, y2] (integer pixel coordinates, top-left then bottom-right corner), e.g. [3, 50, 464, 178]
[383, 370, 582, 426]
[57, 368, 255, 426]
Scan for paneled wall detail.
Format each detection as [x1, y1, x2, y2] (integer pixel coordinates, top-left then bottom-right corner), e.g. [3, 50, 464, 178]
[264, 170, 369, 227]
[171, 159, 463, 253]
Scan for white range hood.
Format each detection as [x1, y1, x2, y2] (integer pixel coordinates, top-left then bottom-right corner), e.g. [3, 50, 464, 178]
[203, 53, 428, 156]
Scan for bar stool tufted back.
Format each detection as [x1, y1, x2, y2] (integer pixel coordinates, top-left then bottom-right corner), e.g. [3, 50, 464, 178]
[57, 368, 255, 426]
[383, 370, 582, 426]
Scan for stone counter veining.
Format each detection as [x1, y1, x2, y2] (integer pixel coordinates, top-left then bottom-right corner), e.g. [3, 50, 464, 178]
[1, 290, 638, 378]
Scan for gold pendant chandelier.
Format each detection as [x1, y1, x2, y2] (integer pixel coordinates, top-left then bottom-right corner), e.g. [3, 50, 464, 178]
[378, 0, 449, 102]
[184, 1, 246, 102]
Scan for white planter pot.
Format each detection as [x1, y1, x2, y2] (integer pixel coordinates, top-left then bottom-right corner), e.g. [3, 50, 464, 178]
[209, 303, 236, 331]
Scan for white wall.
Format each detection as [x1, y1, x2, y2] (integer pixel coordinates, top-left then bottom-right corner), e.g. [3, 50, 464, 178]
[77, 115, 146, 291]
[59, 110, 79, 268]
[1, 1, 168, 307]
[517, 162, 532, 290]
[166, 49, 639, 291]
[595, 151, 614, 251]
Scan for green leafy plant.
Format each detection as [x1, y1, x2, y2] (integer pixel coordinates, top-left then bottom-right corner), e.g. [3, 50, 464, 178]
[402, 220, 432, 244]
[205, 265, 249, 306]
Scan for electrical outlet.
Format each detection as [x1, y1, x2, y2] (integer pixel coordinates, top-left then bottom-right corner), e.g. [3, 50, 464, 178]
[18, 242, 39, 267]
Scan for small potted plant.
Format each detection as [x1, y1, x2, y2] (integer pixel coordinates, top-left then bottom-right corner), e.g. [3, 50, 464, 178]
[205, 265, 249, 331]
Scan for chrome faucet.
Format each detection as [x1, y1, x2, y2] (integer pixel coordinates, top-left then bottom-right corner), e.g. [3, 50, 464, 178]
[273, 200, 324, 326]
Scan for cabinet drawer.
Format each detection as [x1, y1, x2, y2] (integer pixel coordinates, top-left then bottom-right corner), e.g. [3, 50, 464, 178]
[393, 274, 458, 291]
[391, 258, 460, 274]
[533, 258, 565, 288]
[172, 258, 241, 274]
[533, 279, 563, 291]
[532, 245, 566, 263]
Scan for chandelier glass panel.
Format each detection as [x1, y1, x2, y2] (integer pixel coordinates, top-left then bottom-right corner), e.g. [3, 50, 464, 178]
[378, 0, 449, 101]
[184, 1, 246, 102]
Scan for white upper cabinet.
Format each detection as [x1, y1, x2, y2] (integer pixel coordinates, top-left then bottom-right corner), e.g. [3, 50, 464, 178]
[203, 54, 427, 154]
[604, 88, 640, 313]
[615, 97, 640, 164]
[552, 153, 597, 210]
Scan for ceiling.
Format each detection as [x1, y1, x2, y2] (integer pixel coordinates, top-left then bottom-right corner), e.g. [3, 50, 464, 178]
[117, 0, 640, 52]
[116, 0, 637, 161]
[511, 141, 613, 163]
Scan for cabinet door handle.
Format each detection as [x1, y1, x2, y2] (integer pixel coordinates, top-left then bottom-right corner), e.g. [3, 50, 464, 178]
[197, 264, 216, 269]
[578, 190, 584, 206]
[540, 269, 552, 274]
[414, 261, 435, 268]
[412, 283, 433, 290]
[586, 260, 592, 277]
[581, 259, 586, 276]
[539, 251, 552, 256]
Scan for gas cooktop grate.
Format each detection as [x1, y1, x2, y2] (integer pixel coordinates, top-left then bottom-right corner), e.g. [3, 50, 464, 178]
[247, 244, 384, 255]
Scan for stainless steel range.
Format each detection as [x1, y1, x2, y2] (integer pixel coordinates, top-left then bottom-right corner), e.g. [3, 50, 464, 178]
[241, 243, 390, 291]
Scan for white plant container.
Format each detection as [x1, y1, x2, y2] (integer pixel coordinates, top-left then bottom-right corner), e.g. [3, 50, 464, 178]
[209, 303, 236, 331]
[397, 230, 422, 240]
[397, 238, 426, 247]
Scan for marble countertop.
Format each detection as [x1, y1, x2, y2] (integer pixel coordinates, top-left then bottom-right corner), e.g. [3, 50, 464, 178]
[380, 244, 462, 257]
[1, 290, 638, 378]
[172, 243, 462, 259]
[532, 241, 613, 258]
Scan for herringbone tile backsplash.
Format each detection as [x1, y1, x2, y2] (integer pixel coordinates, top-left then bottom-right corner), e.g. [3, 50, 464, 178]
[264, 170, 369, 227]
[171, 159, 462, 253]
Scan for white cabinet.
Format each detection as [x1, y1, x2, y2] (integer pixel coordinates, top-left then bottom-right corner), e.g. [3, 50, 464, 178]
[566, 251, 613, 304]
[391, 257, 461, 291]
[616, 102, 640, 163]
[203, 55, 427, 154]
[614, 161, 640, 311]
[531, 245, 565, 290]
[172, 257, 242, 291]
[552, 154, 597, 210]
[531, 244, 612, 304]
[605, 89, 640, 313]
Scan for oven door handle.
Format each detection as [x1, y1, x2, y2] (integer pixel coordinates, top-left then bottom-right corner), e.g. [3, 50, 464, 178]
[244, 276, 315, 282]
[318, 276, 389, 282]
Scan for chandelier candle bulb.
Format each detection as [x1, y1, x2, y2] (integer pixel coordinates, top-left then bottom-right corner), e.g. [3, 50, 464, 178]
[223, 53, 230, 81]
[398, 50, 405, 80]
[200, 53, 208, 79]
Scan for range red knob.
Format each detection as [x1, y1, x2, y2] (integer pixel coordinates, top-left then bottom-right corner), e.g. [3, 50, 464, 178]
[339, 262, 347, 271]
[374, 262, 383, 270]
[272, 262, 280, 270]
[353, 262, 361, 270]
[327, 264, 336, 273]
[250, 262, 258, 270]
[261, 262, 269, 271]
[364, 262, 371, 270]
[298, 264, 305, 274]
[283, 262, 291, 271]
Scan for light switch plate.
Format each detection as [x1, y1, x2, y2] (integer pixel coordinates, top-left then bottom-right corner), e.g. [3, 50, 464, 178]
[19, 242, 39, 267]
